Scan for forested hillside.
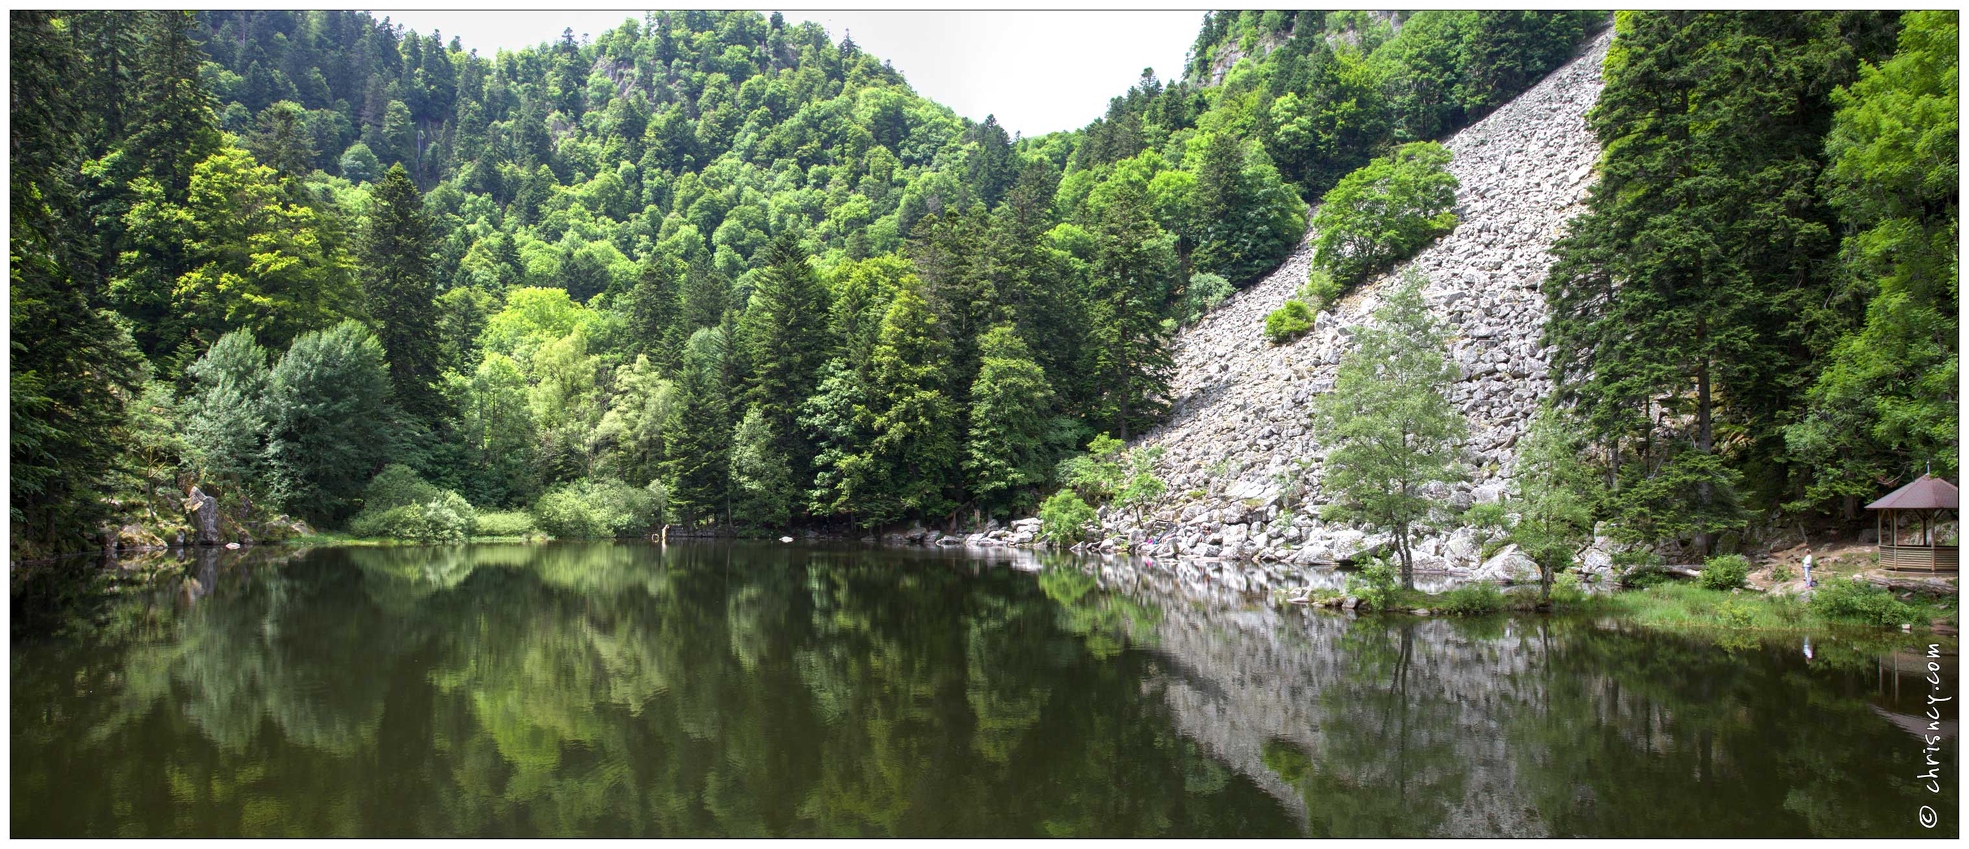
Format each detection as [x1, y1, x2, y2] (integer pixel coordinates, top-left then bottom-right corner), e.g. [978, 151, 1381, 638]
[1543, 10, 1957, 551]
[13, 9, 1951, 563]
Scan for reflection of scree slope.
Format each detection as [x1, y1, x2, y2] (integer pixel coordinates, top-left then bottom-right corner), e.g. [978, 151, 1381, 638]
[1109, 28, 1614, 579]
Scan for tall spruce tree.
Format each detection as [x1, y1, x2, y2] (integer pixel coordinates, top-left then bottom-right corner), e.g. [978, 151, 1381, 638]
[965, 325, 1056, 516]
[10, 11, 149, 555]
[1541, 10, 1898, 553]
[361, 163, 444, 420]
[1088, 178, 1177, 441]
[664, 326, 734, 526]
[738, 233, 831, 490]
[629, 251, 683, 371]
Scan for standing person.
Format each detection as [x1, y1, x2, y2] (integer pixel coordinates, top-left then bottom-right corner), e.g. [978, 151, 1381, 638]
[1802, 548, 1815, 588]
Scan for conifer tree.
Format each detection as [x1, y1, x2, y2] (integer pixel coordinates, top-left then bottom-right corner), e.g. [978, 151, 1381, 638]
[664, 326, 734, 526]
[629, 251, 683, 371]
[1088, 179, 1177, 441]
[1542, 11, 1896, 553]
[1313, 272, 1466, 590]
[10, 11, 149, 554]
[863, 283, 959, 525]
[965, 325, 1056, 516]
[739, 233, 831, 488]
[361, 163, 445, 420]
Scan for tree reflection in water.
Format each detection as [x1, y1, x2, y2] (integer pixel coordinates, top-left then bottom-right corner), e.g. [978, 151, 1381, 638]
[10, 542, 1955, 837]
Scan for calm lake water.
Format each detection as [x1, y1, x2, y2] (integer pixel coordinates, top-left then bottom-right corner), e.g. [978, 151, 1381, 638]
[11, 542, 1958, 837]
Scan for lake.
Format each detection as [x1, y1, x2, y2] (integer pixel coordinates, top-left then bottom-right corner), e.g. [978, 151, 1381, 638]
[10, 541, 1957, 837]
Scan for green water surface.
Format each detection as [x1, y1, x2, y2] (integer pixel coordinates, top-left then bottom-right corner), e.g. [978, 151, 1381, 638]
[10, 542, 1957, 837]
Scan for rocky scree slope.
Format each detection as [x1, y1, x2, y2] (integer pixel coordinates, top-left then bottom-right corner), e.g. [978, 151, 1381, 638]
[1072, 29, 1615, 589]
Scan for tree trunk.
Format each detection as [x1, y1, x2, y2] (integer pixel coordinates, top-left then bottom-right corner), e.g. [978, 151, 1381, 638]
[1116, 346, 1130, 442]
[1693, 340, 1714, 559]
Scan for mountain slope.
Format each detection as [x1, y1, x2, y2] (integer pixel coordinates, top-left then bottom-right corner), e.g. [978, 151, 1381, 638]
[1105, 28, 1616, 582]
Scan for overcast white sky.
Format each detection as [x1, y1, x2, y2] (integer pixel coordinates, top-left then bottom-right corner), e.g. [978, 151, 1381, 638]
[369, 10, 1202, 137]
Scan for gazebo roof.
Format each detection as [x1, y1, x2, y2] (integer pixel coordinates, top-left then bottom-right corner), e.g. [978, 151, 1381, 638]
[1865, 474, 1959, 511]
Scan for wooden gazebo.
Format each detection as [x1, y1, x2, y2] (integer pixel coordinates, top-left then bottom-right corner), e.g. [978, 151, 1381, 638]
[1867, 474, 1958, 574]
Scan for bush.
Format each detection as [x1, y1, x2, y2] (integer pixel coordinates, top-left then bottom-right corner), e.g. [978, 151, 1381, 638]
[1769, 562, 1794, 582]
[348, 491, 475, 543]
[1550, 572, 1587, 606]
[473, 510, 538, 538]
[1178, 272, 1234, 326]
[1698, 554, 1751, 591]
[1438, 582, 1505, 615]
[361, 463, 442, 511]
[347, 465, 476, 542]
[1311, 141, 1459, 287]
[1264, 300, 1315, 345]
[1716, 599, 1757, 629]
[1038, 490, 1096, 545]
[1298, 267, 1343, 311]
[1346, 558, 1401, 610]
[1810, 578, 1915, 628]
[532, 478, 660, 539]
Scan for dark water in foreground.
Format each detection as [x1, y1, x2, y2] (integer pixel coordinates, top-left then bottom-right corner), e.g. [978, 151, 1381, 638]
[10, 542, 1958, 837]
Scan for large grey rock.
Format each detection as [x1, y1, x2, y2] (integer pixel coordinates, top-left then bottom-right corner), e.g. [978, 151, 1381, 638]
[1474, 544, 1539, 584]
[184, 486, 221, 546]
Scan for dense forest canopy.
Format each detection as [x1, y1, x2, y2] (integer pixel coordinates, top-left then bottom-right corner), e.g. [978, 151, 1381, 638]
[10, 9, 1955, 561]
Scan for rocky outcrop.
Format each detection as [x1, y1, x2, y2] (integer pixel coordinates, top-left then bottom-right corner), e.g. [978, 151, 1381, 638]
[1084, 29, 1615, 584]
[184, 486, 221, 546]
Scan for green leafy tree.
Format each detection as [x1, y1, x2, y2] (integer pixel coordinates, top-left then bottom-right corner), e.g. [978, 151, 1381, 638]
[1787, 10, 1959, 512]
[262, 320, 396, 520]
[1059, 433, 1128, 504]
[802, 358, 879, 523]
[1116, 446, 1168, 526]
[338, 142, 380, 183]
[863, 282, 960, 525]
[1311, 141, 1459, 289]
[730, 405, 795, 530]
[119, 144, 361, 358]
[1038, 490, 1097, 546]
[181, 329, 273, 494]
[443, 352, 539, 508]
[1313, 273, 1467, 589]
